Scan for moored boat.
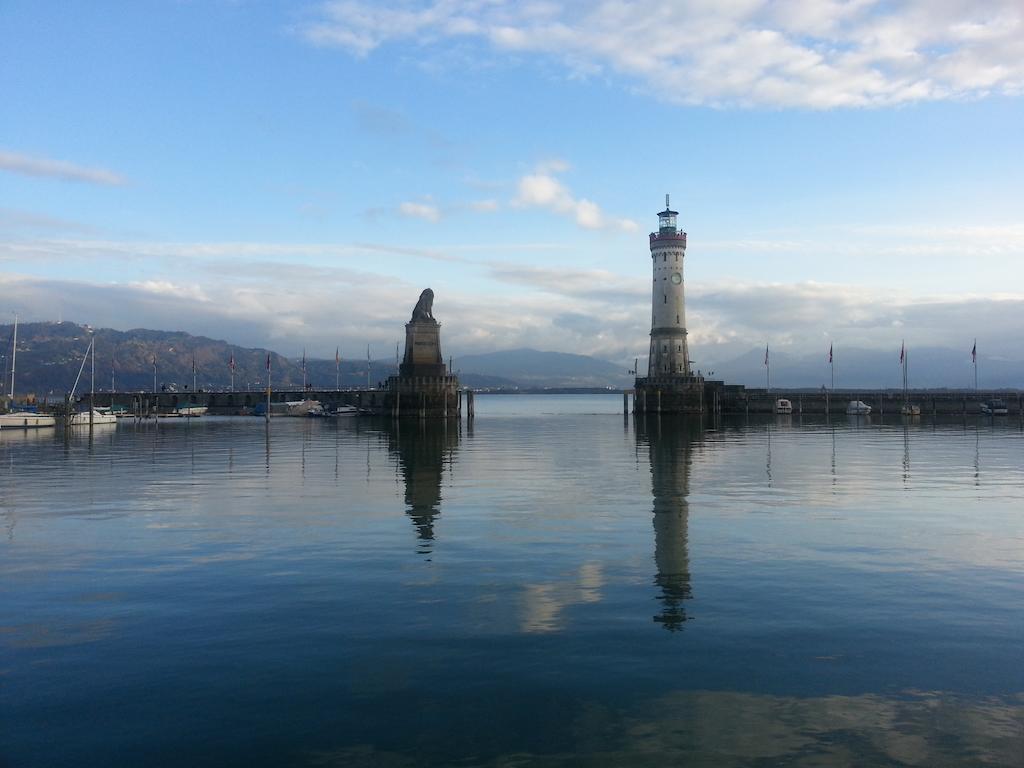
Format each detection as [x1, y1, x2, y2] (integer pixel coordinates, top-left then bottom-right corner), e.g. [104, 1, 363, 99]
[980, 399, 1008, 416]
[285, 399, 326, 417]
[846, 400, 872, 415]
[898, 342, 920, 418]
[0, 408, 57, 430]
[68, 407, 118, 426]
[1, 315, 56, 429]
[175, 404, 208, 417]
[774, 398, 793, 414]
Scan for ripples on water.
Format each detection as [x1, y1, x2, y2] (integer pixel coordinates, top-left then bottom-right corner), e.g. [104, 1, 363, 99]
[2, 395, 1023, 766]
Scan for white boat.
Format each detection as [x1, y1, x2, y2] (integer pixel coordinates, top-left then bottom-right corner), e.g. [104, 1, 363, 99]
[64, 334, 120, 427]
[1, 315, 56, 429]
[333, 404, 359, 416]
[175, 404, 208, 417]
[846, 400, 872, 415]
[980, 399, 1008, 416]
[68, 407, 118, 426]
[0, 410, 57, 430]
[899, 344, 920, 417]
[285, 399, 326, 417]
[774, 398, 793, 414]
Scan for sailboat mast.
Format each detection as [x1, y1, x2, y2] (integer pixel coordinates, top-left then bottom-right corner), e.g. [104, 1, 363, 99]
[9, 314, 17, 399]
[904, 348, 908, 399]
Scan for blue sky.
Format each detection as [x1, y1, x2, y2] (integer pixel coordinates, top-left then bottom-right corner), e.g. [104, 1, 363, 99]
[2, 0, 1023, 366]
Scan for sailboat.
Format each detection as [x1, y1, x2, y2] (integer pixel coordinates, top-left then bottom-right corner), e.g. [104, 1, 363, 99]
[0, 315, 57, 430]
[899, 342, 921, 417]
[68, 335, 117, 426]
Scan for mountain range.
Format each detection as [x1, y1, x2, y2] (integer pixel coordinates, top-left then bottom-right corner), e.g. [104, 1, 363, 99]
[1, 322, 1020, 395]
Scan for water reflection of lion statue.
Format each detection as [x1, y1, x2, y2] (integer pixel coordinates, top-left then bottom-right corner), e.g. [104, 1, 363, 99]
[411, 288, 435, 322]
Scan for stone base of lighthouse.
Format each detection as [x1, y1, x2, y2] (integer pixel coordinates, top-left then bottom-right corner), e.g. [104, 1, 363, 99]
[634, 374, 706, 415]
[384, 374, 461, 419]
[384, 319, 461, 419]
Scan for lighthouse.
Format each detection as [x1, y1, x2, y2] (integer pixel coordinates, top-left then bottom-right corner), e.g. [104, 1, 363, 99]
[635, 195, 704, 414]
[648, 194, 690, 377]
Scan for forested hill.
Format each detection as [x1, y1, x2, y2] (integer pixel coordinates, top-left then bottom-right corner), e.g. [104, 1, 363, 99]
[0, 322, 390, 395]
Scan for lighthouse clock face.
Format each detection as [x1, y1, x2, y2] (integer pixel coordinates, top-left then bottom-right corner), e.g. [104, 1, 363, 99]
[670, 272, 682, 285]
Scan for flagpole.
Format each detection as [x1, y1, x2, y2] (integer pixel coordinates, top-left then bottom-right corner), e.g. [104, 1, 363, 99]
[192, 355, 197, 393]
[335, 347, 340, 391]
[266, 354, 271, 422]
[765, 344, 770, 391]
[973, 339, 978, 391]
[367, 345, 371, 390]
[829, 343, 834, 392]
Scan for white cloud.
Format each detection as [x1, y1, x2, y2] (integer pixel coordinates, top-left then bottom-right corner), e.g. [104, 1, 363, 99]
[4, 226, 1024, 367]
[513, 162, 637, 231]
[398, 200, 442, 222]
[301, 0, 1024, 108]
[0, 150, 128, 186]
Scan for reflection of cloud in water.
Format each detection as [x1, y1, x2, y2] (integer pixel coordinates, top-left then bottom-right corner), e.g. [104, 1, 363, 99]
[621, 690, 1024, 766]
[0, 618, 116, 649]
[306, 689, 1024, 767]
[520, 562, 605, 634]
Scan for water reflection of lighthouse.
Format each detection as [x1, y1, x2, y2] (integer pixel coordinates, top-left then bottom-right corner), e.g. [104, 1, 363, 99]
[387, 421, 460, 555]
[637, 415, 700, 631]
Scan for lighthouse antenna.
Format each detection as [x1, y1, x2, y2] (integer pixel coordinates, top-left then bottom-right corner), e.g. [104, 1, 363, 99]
[665, 193, 669, 209]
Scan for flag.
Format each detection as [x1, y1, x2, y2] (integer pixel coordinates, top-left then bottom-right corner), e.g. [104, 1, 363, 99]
[192, 355, 196, 374]
[229, 353, 235, 371]
[764, 345, 769, 366]
[335, 347, 339, 365]
[301, 349, 306, 372]
[266, 353, 271, 372]
[828, 343, 832, 363]
[899, 341, 904, 365]
[971, 340, 977, 363]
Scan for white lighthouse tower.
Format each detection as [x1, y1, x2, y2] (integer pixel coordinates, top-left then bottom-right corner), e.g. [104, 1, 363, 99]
[635, 195, 704, 414]
[648, 194, 690, 377]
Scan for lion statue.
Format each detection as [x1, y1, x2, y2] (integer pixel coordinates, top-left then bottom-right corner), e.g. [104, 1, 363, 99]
[410, 288, 435, 322]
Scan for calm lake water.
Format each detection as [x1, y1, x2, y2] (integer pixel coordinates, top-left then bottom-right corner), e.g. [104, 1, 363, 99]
[3, 394, 1024, 767]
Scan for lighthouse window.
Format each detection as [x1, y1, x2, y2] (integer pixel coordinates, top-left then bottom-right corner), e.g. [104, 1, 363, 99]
[676, 314, 679, 324]
[675, 254, 679, 262]
[663, 254, 666, 262]
[663, 294, 667, 304]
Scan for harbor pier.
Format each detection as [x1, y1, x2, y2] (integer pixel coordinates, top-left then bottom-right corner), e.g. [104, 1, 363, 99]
[86, 388, 391, 416]
[708, 384, 1023, 416]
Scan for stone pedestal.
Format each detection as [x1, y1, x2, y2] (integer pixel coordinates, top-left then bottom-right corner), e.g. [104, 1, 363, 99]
[387, 317, 460, 418]
[400, 320, 446, 378]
